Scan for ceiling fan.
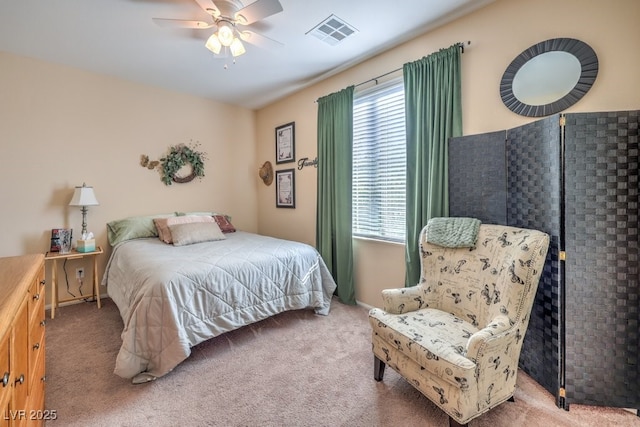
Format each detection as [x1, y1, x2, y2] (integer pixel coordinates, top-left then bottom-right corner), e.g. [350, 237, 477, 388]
[153, 0, 284, 59]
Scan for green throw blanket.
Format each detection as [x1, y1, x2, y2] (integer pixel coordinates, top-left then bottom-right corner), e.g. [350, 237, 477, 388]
[425, 217, 481, 248]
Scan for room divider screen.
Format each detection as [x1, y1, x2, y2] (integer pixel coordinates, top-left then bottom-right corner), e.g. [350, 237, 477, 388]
[449, 110, 639, 411]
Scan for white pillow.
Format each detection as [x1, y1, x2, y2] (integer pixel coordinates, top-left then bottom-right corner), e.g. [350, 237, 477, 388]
[169, 222, 226, 246]
[154, 215, 215, 244]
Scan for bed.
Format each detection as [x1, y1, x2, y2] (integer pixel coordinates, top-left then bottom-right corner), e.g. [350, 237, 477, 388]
[102, 213, 337, 384]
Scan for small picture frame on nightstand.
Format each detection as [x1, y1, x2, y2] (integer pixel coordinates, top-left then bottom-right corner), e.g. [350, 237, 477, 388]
[50, 228, 72, 253]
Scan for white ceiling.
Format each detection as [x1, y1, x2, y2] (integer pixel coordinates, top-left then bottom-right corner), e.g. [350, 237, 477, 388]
[0, 0, 493, 110]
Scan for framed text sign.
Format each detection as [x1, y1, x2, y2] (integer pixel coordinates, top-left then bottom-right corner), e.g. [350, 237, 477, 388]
[275, 168, 295, 208]
[275, 122, 295, 164]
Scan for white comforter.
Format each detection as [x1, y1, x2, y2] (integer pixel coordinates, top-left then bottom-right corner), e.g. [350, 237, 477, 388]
[103, 231, 337, 383]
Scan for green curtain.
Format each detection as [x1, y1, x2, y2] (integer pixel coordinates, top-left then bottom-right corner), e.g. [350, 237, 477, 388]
[316, 86, 355, 305]
[404, 44, 463, 286]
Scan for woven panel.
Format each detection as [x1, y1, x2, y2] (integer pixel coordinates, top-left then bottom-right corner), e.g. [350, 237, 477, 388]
[564, 110, 640, 408]
[449, 131, 507, 224]
[506, 115, 562, 398]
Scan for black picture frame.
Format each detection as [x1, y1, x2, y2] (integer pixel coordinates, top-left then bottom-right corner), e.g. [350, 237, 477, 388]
[275, 169, 295, 208]
[275, 122, 295, 164]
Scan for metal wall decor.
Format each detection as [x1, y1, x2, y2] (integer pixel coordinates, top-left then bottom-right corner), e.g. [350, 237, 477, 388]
[297, 156, 318, 170]
[499, 38, 598, 117]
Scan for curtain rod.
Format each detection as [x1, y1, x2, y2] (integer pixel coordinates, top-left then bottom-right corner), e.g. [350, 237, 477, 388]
[354, 41, 470, 88]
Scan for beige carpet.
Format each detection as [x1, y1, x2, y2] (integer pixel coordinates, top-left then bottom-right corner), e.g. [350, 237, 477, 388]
[44, 298, 639, 427]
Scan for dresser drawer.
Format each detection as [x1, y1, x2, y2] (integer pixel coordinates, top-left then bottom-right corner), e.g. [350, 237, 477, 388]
[0, 332, 9, 422]
[0, 332, 8, 384]
[13, 301, 29, 419]
[27, 270, 45, 321]
[26, 339, 46, 427]
[0, 392, 9, 427]
[28, 313, 45, 382]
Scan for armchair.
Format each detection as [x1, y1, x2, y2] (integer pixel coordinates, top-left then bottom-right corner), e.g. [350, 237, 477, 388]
[369, 223, 549, 426]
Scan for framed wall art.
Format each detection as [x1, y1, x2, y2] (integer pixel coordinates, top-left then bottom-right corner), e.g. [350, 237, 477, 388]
[275, 122, 295, 164]
[275, 169, 295, 208]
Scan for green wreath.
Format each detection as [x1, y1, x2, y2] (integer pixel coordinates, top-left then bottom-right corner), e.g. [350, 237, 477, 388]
[159, 143, 206, 186]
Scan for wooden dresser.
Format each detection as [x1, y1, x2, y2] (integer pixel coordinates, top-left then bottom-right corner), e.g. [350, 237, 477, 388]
[0, 254, 46, 426]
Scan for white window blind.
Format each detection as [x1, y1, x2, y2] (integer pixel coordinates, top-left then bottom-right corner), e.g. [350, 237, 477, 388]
[352, 79, 406, 242]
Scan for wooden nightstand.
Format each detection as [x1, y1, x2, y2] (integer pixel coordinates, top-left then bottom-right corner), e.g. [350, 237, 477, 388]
[44, 246, 103, 319]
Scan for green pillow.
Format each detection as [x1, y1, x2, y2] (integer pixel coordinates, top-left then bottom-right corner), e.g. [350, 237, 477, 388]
[107, 214, 174, 246]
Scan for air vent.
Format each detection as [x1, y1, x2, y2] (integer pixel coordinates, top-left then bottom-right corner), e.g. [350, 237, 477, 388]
[307, 14, 358, 46]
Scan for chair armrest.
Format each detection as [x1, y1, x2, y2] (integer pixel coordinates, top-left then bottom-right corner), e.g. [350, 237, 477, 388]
[465, 315, 511, 362]
[381, 286, 424, 314]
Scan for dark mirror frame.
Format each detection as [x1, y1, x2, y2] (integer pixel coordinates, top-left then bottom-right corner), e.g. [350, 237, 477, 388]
[499, 38, 599, 117]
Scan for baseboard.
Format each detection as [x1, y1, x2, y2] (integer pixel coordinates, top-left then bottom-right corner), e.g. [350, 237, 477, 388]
[356, 300, 375, 310]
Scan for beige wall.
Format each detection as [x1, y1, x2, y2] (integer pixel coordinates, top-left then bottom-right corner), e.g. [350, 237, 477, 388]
[0, 52, 258, 304]
[255, 0, 640, 307]
[3, 0, 638, 309]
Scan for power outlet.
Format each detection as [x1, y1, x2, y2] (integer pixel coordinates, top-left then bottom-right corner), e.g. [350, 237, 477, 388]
[76, 268, 85, 279]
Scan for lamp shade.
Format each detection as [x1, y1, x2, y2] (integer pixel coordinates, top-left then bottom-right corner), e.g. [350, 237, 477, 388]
[229, 37, 246, 57]
[205, 33, 222, 54]
[217, 21, 234, 47]
[69, 183, 99, 207]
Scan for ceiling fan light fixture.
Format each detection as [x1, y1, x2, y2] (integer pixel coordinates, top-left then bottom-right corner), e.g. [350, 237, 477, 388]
[217, 21, 235, 47]
[154, 0, 285, 61]
[229, 37, 246, 57]
[205, 33, 222, 54]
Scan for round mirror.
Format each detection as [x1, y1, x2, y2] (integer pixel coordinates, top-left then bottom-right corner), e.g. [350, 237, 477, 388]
[500, 38, 598, 117]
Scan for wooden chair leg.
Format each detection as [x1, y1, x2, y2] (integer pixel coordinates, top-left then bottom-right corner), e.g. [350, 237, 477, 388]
[449, 416, 467, 427]
[374, 356, 385, 381]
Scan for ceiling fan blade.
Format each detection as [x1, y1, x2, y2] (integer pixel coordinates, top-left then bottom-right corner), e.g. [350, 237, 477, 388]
[235, 0, 283, 25]
[152, 18, 214, 29]
[193, 0, 221, 18]
[239, 30, 283, 49]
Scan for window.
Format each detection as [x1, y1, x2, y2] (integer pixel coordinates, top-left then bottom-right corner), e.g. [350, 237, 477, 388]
[352, 79, 406, 242]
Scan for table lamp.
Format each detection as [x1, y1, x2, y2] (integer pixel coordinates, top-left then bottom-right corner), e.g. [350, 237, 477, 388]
[69, 183, 99, 238]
